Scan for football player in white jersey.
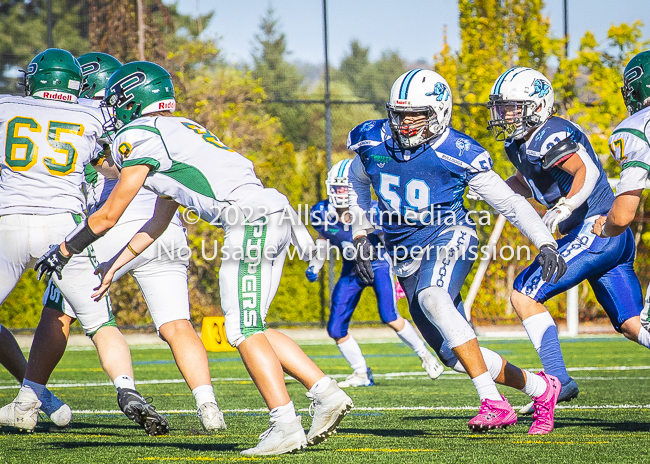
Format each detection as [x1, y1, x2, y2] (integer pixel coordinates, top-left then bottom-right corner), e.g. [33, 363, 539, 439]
[35, 61, 354, 456]
[69, 51, 226, 432]
[594, 50, 650, 328]
[0, 49, 168, 436]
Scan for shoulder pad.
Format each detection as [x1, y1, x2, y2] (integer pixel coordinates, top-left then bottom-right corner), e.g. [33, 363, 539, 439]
[347, 119, 386, 154]
[541, 137, 578, 170]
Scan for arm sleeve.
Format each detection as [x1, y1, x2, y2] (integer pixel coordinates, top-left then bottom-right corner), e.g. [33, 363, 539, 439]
[469, 170, 557, 249]
[563, 144, 600, 210]
[348, 155, 376, 238]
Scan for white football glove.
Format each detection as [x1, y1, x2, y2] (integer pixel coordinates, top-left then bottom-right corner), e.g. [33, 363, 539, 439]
[466, 187, 483, 202]
[542, 197, 574, 233]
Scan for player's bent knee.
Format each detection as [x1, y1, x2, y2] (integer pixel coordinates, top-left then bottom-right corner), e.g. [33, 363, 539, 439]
[417, 287, 476, 349]
[158, 318, 193, 342]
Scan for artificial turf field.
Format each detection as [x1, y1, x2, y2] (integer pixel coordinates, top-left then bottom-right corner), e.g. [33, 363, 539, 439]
[1, 335, 649, 463]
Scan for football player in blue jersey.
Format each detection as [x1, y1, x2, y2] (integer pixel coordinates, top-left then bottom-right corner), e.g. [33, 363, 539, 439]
[348, 69, 567, 434]
[487, 67, 650, 416]
[306, 159, 444, 387]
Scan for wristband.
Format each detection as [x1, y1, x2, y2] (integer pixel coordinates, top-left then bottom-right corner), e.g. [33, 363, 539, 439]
[127, 244, 140, 256]
[64, 221, 101, 254]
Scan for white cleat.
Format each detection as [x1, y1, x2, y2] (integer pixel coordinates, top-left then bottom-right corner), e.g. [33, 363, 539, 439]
[241, 416, 307, 456]
[306, 379, 354, 446]
[40, 390, 72, 427]
[420, 352, 445, 380]
[519, 377, 579, 415]
[197, 402, 227, 432]
[48, 404, 72, 428]
[0, 399, 41, 432]
[337, 368, 374, 388]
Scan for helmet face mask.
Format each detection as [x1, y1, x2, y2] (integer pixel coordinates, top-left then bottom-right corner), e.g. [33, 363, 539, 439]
[487, 97, 540, 141]
[386, 69, 453, 150]
[386, 105, 442, 149]
[326, 159, 352, 208]
[487, 67, 554, 141]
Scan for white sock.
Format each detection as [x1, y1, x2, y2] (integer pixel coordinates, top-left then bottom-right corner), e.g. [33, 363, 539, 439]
[113, 375, 136, 391]
[396, 320, 429, 358]
[269, 401, 297, 424]
[310, 376, 332, 394]
[520, 371, 547, 398]
[449, 348, 502, 381]
[20, 380, 45, 401]
[522, 312, 570, 385]
[471, 371, 502, 402]
[192, 384, 217, 409]
[337, 336, 367, 374]
[637, 327, 650, 349]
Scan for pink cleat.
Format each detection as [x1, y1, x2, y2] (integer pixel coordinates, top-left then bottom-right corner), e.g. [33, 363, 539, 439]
[468, 396, 517, 432]
[528, 371, 561, 435]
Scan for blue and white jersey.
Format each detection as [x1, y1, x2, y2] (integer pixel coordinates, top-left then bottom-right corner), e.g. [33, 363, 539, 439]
[310, 199, 384, 275]
[504, 116, 614, 234]
[347, 119, 491, 256]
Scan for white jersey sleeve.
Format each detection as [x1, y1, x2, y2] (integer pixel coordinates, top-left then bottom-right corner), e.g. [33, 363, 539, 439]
[609, 108, 650, 195]
[0, 96, 104, 215]
[348, 155, 376, 238]
[468, 170, 557, 250]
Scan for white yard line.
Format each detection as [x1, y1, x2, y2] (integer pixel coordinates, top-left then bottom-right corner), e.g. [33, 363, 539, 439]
[71, 403, 650, 415]
[3, 366, 650, 390]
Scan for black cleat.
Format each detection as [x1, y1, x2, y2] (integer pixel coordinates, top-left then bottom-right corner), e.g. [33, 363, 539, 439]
[116, 387, 169, 436]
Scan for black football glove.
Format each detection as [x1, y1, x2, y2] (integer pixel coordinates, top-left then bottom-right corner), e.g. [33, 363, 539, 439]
[34, 244, 71, 281]
[536, 244, 567, 284]
[354, 235, 376, 284]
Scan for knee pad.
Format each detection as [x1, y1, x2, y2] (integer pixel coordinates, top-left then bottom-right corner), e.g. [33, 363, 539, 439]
[417, 287, 476, 349]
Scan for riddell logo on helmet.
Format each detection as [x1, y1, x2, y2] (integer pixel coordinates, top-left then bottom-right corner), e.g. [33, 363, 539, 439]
[37, 91, 74, 101]
[158, 100, 175, 110]
[396, 99, 409, 104]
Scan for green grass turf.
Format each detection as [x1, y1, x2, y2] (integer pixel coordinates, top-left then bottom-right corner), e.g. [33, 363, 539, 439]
[1, 336, 649, 463]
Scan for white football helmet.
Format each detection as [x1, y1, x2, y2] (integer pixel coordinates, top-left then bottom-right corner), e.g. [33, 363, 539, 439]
[326, 159, 352, 208]
[386, 69, 453, 149]
[487, 67, 555, 141]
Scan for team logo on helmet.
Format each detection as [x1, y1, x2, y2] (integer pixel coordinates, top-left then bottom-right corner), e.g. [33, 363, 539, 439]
[425, 82, 450, 101]
[529, 79, 551, 98]
[26, 63, 37, 76]
[108, 71, 147, 107]
[81, 62, 101, 77]
[624, 65, 643, 84]
[118, 142, 132, 158]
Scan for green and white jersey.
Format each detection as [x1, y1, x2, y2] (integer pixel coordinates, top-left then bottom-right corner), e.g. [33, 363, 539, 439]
[111, 116, 288, 224]
[0, 95, 104, 215]
[609, 106, 650, 195]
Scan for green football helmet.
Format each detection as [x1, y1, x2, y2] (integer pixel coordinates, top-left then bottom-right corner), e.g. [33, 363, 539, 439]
[103, 61, 176, 131]
[25, 48, 83, 102]
[78, 52, 122, 99]
[622, 50, 650, 114]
